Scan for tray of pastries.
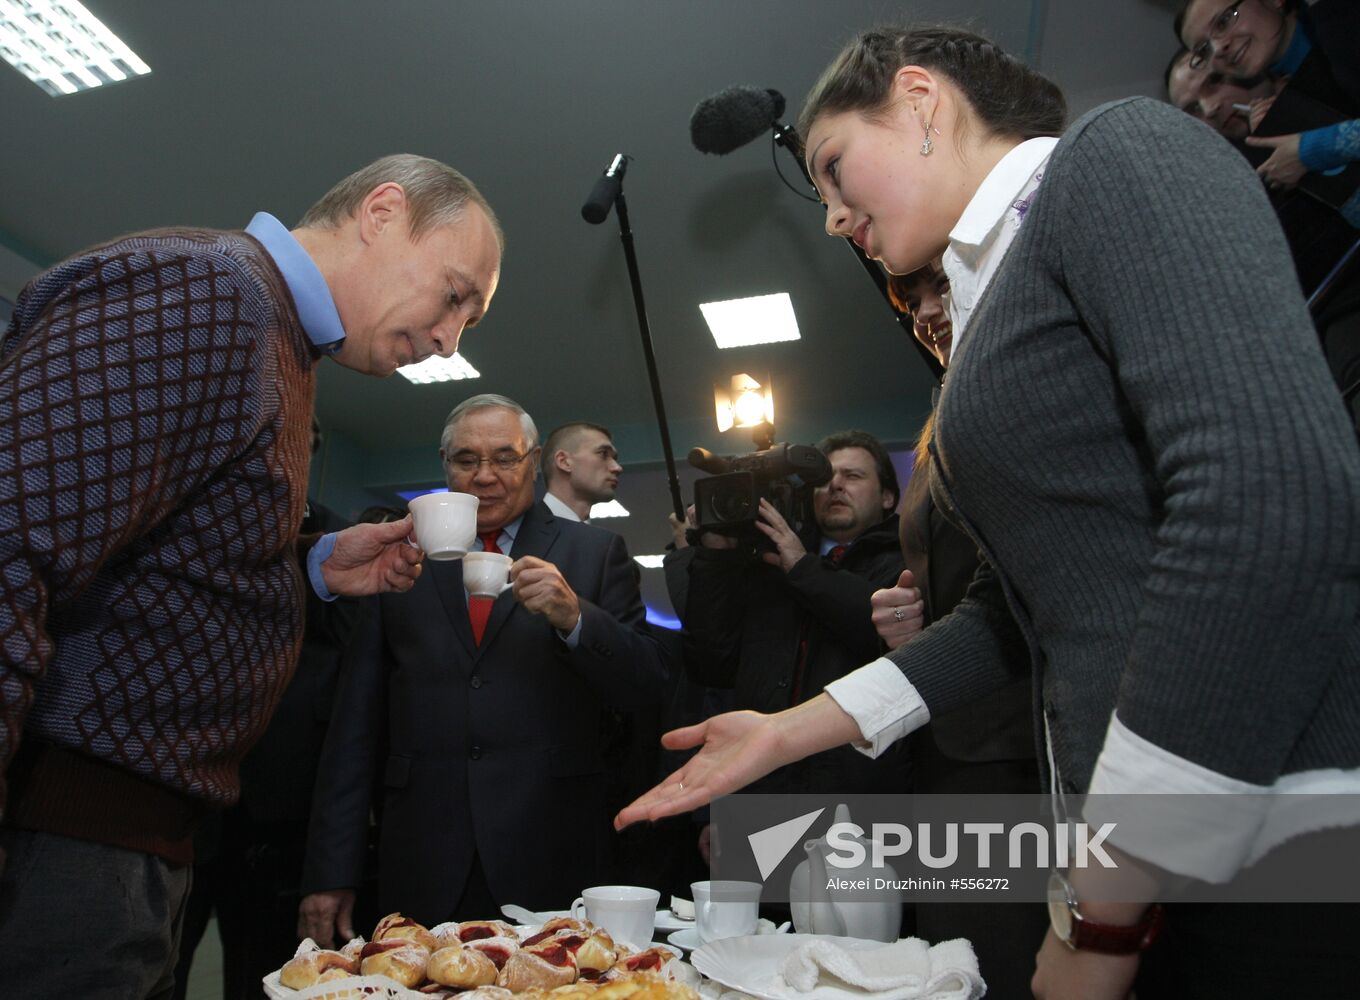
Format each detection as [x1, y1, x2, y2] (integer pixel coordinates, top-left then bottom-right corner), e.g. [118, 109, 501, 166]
[265, 912, 693, 1000]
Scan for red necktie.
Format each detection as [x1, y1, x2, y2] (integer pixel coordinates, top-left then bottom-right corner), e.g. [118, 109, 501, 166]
[469, 531, 502, 646]
[828, 544, 848, 565]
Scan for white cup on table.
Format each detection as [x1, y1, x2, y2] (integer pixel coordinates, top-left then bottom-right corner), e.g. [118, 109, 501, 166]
[408, 491, 478, 560]
[691, 880, 761, 943]
[570, 885, 660, 948]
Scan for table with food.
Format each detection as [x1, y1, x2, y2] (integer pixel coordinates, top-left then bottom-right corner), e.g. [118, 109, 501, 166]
[265, 885, 985, 1000]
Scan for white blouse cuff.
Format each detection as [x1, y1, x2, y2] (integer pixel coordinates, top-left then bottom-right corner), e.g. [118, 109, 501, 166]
[823, 658, 931, 759]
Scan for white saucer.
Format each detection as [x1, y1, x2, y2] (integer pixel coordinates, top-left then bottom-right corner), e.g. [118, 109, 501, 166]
[666, 927, 704, 951]
[653, 908, 694, 933]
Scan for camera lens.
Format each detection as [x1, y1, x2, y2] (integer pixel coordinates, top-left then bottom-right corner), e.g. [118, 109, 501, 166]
[712, 488, 753, 523]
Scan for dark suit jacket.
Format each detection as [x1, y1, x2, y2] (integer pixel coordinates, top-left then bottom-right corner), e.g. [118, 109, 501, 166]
[301, 501, 668, 923]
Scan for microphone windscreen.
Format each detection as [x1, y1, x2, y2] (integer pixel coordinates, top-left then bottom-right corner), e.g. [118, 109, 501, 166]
[581, 172, 622, 224]
[690, 85, 784, 155]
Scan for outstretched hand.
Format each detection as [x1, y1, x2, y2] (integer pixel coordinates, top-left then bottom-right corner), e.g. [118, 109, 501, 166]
[614, 695, 865, 830]
[614, 711, 789, 830]
[320, 516, 424, 596]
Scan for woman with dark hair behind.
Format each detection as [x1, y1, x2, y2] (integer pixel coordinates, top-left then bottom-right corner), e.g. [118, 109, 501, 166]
[877, 264, 1048, 992]
[619, 22, 1360, 1000]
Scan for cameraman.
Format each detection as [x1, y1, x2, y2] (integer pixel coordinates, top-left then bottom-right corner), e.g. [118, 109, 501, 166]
[672, 430, 912, 796]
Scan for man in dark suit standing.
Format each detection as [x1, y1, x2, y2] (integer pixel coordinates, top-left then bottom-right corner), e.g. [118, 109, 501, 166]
[298, 394, 668, 943]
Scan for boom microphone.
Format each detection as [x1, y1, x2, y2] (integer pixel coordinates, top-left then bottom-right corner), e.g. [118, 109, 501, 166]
[690, 86, 787, 154]
[581, 153, 628, 224]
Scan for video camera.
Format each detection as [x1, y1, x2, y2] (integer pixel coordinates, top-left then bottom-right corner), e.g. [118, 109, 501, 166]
[688, 443, 832, 551]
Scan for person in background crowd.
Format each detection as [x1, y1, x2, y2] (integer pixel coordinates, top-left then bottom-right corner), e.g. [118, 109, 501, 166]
[541, 421, 624, 523]
[1166, 46, 1278, 140]
[300, 394, 668, 941]
[875, 265, 1048, 992]
[671, 429, 911, 799]
[1177, 0, 1359, 216]
[619, 24, 1360, 1000]
[0, 153, 497, 999]
[1176, 0, 1360, 430]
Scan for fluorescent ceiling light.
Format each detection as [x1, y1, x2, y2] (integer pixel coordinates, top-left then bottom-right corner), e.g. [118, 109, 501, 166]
[699, 292, 800, 349]
[396, 353, 480, 384]
[633, 554, 665, 569]
[589, 500, 630, 519]
[0, 0, 151, 96]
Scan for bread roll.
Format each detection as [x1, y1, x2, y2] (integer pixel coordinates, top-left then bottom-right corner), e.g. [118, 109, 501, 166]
[461, 987, 515, 1000]
[278, 949, 358, 989]
[430, 921, 463, 949]
[499, 948, 578, 991]
[574, 931, 619, 977]
[373, 913, 439, 951]
[614, 948, 672, 975]
[428, 944, 499, 987]
[360, 939, 431, 988]
[459, 918, 520, 942]
[467, 934, 520, 969]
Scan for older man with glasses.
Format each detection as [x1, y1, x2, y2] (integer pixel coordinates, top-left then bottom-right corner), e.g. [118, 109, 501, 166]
[299, 393, 668, 941]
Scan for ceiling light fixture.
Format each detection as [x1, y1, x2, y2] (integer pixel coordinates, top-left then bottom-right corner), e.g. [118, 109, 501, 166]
[396, 353, 480, 385]
[0, 0, 150, 96]
[699, 292, 800, 349]
[588, 500, 630, 519]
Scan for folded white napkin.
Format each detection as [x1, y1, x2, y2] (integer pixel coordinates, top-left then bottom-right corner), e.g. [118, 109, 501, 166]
[778, 938, 984, 1000]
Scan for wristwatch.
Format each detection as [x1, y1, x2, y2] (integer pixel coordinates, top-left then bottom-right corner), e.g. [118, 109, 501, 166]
[1046, 870, 1164, 954]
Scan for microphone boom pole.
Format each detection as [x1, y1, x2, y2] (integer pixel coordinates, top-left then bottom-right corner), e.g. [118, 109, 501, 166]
[581, 156, 686, 520]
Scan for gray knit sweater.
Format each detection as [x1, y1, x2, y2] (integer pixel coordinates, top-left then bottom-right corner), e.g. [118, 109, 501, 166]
[888, 98, 1360, 796]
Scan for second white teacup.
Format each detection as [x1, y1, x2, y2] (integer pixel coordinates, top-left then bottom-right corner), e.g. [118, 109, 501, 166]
[462, 551, 514, 598]
[570, 885, 660, 949]
[692, 879, 761, 943]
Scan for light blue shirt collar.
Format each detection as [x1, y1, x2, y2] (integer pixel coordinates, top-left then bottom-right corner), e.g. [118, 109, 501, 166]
[479, 512, 525, 553]
[244, 212, 346, 355]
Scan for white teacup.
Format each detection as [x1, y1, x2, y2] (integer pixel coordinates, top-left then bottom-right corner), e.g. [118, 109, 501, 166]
[570, 885, 660, 948]
[692, 880, 761, 943]
[408, 492, 478, 560]
[462, 551, 514, 598]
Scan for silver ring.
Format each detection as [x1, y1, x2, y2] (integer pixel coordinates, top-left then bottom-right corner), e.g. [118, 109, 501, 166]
[892, 607, 906, 621]
[677, 782, 685, 792]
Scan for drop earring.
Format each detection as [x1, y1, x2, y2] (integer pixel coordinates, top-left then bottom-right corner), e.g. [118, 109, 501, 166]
[920, 118, 935, 156]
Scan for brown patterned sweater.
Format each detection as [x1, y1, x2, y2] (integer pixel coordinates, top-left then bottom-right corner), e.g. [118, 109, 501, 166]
[0, 228, 318, 861]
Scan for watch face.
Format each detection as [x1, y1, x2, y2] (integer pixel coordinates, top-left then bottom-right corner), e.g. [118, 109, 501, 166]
[1047, 872, 1074, 942]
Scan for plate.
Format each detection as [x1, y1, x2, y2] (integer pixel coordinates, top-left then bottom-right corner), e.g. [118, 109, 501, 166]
[691, 934, 889, 1000]
[666, 927, 703, 952]
[653, 908, 693, 933]
[507, 907, 689, 935]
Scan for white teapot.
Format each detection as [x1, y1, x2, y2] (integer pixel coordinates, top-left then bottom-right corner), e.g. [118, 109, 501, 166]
[788, 803, 902, 941]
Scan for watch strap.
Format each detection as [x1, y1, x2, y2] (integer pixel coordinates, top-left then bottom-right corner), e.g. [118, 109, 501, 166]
[1069, 902, 1166, 954]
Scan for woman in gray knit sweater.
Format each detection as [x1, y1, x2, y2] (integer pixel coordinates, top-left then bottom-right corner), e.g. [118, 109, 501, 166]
[618, 23, 1360, 1000]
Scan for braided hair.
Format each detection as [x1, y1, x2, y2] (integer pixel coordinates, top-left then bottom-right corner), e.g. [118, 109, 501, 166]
[797, 26, 1066, 143]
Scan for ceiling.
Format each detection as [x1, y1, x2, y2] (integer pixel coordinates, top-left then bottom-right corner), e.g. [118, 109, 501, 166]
[0, 0, 1186, 616]
[1, 0, 1183, 458]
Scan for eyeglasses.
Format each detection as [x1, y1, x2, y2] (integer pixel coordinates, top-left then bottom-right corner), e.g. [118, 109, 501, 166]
[445, 449, 534, 475]
[1187, 2, 1243, 70]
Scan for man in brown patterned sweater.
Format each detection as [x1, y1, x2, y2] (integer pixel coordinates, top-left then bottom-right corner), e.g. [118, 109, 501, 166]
[0, 154, 503, 998]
